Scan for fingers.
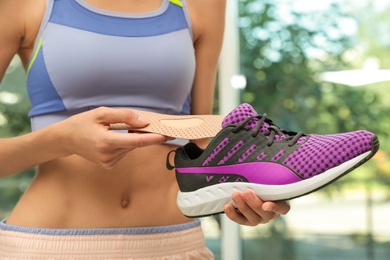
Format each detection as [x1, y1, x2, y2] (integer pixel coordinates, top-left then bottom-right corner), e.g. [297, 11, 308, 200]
[64, 108, 171, 168]
[105, 131, 169, 148]
[87, 132, 169, 168]
[94, 107, 150, 128]
[88, 107, 169, 148]
[133, 132, 171, 147]
[227, 191, 271, 226]
[224, 204, 250, 225]
[225, 190, 290, 226]
[262, 200, 291, 215]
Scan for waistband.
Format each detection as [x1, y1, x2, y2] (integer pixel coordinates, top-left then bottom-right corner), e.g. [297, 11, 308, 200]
[0, 219, 200, 236]
[0, 219, 213, 259]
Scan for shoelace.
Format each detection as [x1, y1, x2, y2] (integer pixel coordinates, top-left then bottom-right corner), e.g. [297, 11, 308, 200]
[232, 114, 305, 146]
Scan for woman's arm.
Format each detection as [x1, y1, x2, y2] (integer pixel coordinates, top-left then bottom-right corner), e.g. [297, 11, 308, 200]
[189, 0, 226, 117]
[0, 0, 40, 176]
[187, 0, 226, 148]
[0, 0, 25, 78]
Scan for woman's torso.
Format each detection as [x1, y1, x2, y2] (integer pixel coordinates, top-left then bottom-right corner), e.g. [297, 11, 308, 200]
[7, 0, 200, 228]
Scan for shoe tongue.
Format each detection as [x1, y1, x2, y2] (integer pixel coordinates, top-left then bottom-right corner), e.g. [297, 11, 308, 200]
[222, 103, 270, 133]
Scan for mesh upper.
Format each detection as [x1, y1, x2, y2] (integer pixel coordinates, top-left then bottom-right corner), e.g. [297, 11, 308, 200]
[284, 131, 373, 179]
[217, 103, 375, 179]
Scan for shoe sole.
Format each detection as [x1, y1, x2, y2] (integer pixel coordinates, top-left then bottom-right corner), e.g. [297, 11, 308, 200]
[109, 110, 224, 139]
[177, 137, 379, 217]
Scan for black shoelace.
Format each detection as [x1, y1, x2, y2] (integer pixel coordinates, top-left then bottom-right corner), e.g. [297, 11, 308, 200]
[232, 114, 305, 146]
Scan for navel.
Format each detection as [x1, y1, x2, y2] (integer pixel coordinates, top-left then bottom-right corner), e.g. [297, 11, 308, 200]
[120, 195, 130, 209]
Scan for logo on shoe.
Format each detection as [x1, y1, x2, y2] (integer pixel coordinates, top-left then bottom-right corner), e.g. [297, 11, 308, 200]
[205, 175, 246, 183]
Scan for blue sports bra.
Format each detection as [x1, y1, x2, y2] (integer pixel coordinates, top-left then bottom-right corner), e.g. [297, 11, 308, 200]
[27, 0, 195, 131]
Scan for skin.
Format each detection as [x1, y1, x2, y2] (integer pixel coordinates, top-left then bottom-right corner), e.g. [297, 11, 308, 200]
[0, 0, 290, 230]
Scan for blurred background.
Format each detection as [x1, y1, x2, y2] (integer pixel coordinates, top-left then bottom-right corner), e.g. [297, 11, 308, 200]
[0, 0, 389, 259]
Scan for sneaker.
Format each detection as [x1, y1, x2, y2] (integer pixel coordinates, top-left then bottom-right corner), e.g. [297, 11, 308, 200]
[167, 103, 380, 218]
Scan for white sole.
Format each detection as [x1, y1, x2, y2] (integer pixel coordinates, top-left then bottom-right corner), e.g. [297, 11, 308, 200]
[177, 151, 370, 217]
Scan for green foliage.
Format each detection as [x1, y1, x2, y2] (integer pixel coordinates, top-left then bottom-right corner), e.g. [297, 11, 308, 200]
[239, 1, 355, 130]
[0, 58, 30, 136]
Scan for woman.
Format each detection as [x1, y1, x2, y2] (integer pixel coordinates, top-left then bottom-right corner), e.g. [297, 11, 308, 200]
[0, 0, 290, 258]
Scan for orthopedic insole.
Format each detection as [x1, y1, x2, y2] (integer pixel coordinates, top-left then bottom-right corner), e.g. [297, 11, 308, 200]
[109, 110, 224, 139]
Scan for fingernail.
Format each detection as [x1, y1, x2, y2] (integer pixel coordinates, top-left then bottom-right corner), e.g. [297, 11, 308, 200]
[232, 194, 242, 204]
[244, 192, 254, 202]
[137, 115, 149, 123]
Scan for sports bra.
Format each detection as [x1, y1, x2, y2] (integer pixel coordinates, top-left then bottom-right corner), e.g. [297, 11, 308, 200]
[27, 0, 195, 131]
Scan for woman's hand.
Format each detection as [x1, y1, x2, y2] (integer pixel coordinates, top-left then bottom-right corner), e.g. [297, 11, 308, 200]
[224, 190, 290, 226]
[58, 107, 170, 168]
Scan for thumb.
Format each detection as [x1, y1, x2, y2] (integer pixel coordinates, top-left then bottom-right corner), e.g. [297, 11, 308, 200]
[96, 107, 150, 128]
[122, 109, 150, 128]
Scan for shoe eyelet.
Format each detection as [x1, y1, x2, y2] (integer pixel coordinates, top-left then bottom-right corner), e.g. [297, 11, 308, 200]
[232, 128, 241, 134]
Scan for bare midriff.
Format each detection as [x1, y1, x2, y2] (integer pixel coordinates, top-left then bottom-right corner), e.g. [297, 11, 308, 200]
[6, 144, 192, 228]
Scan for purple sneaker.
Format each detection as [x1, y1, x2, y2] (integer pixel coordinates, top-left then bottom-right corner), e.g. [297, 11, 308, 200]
[167, 103, 380, 217]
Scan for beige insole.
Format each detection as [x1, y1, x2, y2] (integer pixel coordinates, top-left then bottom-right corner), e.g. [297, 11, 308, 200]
[109, 110, 225, 139]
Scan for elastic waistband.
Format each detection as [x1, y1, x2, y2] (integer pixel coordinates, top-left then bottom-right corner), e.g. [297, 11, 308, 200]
[0, 219, 200, 236]
[0, 219, 213, 259]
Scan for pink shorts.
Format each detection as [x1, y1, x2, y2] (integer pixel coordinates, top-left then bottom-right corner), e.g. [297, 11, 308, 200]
[0, 219, 214, 259]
